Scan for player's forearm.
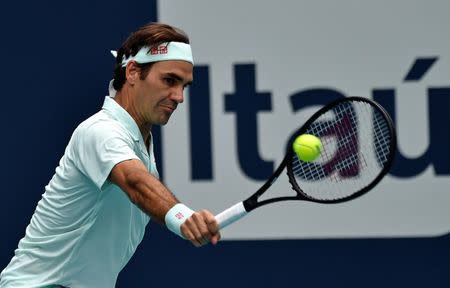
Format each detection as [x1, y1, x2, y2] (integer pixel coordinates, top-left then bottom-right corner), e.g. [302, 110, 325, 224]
[125, 170, 179, 224]
[109, 161, 219, 244]
[122, 170, 221, 245]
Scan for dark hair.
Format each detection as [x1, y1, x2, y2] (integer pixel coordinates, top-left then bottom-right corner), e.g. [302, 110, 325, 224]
[112, 22, 190, 91]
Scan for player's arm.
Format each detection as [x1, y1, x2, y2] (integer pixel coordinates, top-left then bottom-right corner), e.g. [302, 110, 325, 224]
[109, 159, 220, 246]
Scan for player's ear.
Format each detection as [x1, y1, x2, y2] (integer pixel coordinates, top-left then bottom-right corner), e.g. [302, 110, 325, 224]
[125, 61, 140, 85]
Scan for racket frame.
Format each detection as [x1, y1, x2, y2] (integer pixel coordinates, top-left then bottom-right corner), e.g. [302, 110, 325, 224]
[243, 96, 396, 211]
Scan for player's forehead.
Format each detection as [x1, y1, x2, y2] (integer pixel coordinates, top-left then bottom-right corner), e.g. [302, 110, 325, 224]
[151, 60, 193, 83]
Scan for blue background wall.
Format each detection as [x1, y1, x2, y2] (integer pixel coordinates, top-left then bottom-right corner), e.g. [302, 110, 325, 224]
[1, 1, 449, 287]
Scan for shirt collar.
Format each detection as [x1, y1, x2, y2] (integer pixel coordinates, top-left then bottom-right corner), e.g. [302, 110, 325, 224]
[102, 96, 142, 142]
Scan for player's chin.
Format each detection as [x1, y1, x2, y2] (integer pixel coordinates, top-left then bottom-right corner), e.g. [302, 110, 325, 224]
[153, 109, 174, 125]
[158, 114, 173, 125]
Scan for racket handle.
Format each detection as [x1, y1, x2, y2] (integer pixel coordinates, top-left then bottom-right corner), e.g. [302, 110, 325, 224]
[215, 202, 248, 229]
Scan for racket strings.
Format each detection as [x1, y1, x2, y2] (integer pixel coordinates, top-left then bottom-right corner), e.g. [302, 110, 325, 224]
[373, 112, 391, 163]
[290, 100, 393, 201]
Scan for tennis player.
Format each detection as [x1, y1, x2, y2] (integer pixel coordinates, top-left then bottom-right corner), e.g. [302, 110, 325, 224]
[0, 22, 220, 288]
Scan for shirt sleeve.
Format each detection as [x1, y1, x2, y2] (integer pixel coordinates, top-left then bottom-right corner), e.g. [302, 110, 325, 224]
[72, 121, 140, 190]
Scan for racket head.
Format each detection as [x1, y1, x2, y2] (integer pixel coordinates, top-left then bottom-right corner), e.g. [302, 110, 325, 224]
[286, 96, 396, 203]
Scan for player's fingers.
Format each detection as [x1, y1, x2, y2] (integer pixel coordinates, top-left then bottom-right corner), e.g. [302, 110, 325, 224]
[200, 210, 220, 233]
[180, 223, 202, 247]
[183, 211, 221, 247]
[199, 210, 221, 245]
[191, 212, 212, 245]
[210, 233, 221, 245]
[185, 213, 211, 246]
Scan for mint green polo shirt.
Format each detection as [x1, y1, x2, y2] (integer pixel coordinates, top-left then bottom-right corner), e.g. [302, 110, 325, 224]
[0, 96, 158, 288]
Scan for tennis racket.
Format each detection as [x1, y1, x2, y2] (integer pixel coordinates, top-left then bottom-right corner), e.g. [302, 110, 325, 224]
[215, 96, 396, 229]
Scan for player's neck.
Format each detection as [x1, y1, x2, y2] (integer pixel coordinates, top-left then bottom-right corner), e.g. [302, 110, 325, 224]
[114, 88, 152, 144]
[140, 125, 152, 148]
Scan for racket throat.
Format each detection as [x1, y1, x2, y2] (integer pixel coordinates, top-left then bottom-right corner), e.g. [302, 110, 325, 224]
[243, 197, 258, 212]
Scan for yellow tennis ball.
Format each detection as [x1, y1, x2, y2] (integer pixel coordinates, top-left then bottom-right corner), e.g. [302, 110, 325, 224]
[292, 134, 322, 162]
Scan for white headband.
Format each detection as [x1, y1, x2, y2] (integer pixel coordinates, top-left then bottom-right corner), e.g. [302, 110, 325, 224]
[110, 42, 194, 67]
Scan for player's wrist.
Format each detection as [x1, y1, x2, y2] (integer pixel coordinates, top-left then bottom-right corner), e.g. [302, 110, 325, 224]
[164, 203, 194, 239]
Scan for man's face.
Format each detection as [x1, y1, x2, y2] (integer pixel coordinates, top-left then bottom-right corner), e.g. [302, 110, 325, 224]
[134, 60, 193, 126]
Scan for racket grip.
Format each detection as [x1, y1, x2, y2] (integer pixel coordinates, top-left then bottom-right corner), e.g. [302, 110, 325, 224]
[215, 202, 248, 229]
